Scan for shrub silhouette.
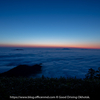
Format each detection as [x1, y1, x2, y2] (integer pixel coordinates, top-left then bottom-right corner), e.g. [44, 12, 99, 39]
[85, 68, 95, 79]
[95, 67, 100, 79]
[85, 67, 100, 79]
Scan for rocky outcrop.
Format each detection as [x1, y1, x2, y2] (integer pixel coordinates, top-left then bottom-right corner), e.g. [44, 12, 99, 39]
[0, 64, 42, 77]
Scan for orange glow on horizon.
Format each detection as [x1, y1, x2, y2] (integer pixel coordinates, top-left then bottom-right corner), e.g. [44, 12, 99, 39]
[0, 43, 100, 49]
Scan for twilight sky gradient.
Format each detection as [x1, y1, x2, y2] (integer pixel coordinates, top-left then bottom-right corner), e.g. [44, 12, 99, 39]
[0, 0, 100, 49]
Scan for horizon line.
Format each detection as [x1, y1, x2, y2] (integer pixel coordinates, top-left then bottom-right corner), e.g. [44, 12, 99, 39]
[0, 44, 100, 49]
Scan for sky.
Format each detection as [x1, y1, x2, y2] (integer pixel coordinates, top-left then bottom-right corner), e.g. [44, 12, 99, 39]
[0, 0, 100, 49]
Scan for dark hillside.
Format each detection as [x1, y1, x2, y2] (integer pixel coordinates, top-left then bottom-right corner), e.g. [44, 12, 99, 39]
[0, 64, 42, 77]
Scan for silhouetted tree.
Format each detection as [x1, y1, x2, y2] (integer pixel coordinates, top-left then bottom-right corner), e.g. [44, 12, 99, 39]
[95, 67, 100, 79]
[85, 68, 95, 79]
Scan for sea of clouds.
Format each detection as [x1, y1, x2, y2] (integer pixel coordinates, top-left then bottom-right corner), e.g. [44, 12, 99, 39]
[0, 47, 100, 78]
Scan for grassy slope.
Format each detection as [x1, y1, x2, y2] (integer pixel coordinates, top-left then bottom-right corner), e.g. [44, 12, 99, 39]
[0, 76, 100, 99]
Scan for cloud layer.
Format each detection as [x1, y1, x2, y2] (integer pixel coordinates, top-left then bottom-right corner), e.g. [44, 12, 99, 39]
[0, 48, 100, 78]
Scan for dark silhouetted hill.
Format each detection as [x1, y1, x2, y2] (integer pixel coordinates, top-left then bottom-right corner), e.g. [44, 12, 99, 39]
[0, 64, 42, 77]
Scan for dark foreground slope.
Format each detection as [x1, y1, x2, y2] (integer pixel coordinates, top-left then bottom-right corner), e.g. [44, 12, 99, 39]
[0, 67, 100, 99]
[0, 64, 42, 77]
[0, 76, 100, 99]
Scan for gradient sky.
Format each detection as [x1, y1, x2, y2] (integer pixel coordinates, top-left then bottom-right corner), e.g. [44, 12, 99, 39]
[0, 0, 100, 49]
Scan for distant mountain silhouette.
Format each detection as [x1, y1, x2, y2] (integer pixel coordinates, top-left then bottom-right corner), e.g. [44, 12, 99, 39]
[0, 64, 42, 77]
[62, 48, 70, 50]
[80, 49, 88, 50]
[14, 49, 23, 50]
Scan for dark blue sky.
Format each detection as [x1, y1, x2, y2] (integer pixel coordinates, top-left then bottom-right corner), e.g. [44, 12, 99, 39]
[0, 0, 100, 48]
